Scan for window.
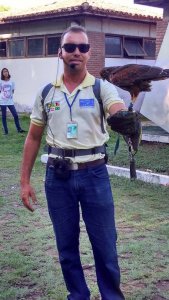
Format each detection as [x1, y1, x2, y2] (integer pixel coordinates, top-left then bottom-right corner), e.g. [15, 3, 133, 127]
[105, 35, 156, 59]
[8, 39, 24, 57]
[0, 41, 7, 57]
[0, 35, 62, 58]
[27, 37, 44, 56]
[47, 36, 60, 56]
[124, 38, 146, 57]
[105, 36, 122, 56]
[144, 39, 156, 57]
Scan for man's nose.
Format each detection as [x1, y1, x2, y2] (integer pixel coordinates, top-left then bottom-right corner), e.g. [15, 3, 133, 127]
[73, 46, 81, 55]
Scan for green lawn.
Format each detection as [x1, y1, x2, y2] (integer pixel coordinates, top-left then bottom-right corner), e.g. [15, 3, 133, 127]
[0, 115, 169, 300]
[108, 130, 169, 175]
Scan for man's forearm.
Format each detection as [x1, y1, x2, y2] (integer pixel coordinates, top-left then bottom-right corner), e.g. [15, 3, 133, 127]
[20, 136, 41, 185]
[109, 102, 126, 115]
[20, 123, 44, 212]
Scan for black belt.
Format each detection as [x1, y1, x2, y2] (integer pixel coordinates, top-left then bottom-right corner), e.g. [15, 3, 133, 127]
[49, 145, 106, 157]
[48, 157, 105, 170]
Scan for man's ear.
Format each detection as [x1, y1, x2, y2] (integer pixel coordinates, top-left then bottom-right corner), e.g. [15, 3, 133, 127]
[58, 48, 62, 59]
[88, 47, 91, 59]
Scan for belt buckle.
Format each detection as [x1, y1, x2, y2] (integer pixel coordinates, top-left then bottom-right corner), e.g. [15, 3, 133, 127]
[70, 163, 78, 170]
[63, 149, 76, 157]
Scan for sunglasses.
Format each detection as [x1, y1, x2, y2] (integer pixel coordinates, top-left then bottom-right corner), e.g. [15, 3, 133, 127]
[62, 43, 90, 53]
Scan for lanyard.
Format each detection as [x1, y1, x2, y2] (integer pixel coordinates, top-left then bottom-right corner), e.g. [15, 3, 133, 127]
[63, 90, 80, 121]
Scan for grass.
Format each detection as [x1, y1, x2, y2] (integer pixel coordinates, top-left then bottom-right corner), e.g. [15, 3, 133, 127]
[0, 115, 169, 300]
[108, 131, 169, 175]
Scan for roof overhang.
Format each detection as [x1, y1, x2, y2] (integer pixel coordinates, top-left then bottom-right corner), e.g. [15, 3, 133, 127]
[0, 2, 162, 25]
[134, 0, 165, 8]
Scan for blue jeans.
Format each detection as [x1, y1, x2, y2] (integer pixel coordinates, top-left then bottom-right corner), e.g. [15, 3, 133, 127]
[0, 105, 21, 133]
[45, 162, 125, 300]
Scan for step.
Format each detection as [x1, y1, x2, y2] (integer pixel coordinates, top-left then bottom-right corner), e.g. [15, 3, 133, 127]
[107, 165, 169, 186]
[141, 133, 169, 143]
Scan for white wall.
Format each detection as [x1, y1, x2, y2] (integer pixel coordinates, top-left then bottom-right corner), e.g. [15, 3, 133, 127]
[141, 23, 169, 132]
[0, 57, 64, 112]
[0, 56, 157, 112]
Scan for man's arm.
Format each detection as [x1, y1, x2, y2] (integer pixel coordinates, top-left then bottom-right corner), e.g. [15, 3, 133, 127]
[20, 123, 45, 212]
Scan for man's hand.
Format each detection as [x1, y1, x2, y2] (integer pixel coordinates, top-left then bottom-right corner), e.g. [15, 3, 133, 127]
[107, 110, 140, 135]
[20, 184, 37, 212]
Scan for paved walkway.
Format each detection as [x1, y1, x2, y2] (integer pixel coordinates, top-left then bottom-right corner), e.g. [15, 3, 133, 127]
[142, 121, 169, 143]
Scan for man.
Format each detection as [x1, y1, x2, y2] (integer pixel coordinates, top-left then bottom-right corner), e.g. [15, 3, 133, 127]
[20, 25, 136, 300]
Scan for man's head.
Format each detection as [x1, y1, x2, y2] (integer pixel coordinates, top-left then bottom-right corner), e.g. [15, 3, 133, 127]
[58, 25, 91, 71]
[60, 25, 88, 46]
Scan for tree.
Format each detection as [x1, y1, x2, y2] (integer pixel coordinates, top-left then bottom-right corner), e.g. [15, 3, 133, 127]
[0, 6, 9, 12]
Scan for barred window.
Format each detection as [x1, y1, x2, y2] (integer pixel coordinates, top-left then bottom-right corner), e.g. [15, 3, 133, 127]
[8, 39, 24, 57]
[105, 36, 122, 56]
[27, 37, 44, 56]
[0, 41, 7, 57]
[144, 39, 156, 58]
[47, 36, 60, 56]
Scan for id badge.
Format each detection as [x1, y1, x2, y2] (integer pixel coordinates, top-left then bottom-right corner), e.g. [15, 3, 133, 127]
[67, 122, 78, 139]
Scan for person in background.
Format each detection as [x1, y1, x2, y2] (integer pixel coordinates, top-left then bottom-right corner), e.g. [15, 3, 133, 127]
[20, 25, 139, 300]
[0, 68, 26, 135]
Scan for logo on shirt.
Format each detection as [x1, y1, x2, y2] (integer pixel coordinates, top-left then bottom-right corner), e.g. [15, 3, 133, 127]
[2, 84, 12, 100]
[46, 101, 60, 112]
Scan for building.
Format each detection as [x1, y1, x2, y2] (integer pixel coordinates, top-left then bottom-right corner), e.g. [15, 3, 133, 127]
[134, 0, 169, 53]
[0, 0, 162, 112]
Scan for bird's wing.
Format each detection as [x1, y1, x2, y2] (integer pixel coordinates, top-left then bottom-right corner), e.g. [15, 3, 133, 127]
[100, 64, 152, 86]
[100, 64, 169, 101]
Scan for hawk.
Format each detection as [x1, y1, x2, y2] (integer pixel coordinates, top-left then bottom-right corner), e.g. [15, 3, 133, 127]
[100, 64, 169, 102]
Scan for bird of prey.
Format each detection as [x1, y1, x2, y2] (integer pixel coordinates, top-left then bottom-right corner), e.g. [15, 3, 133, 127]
[100, 64, 169, 102]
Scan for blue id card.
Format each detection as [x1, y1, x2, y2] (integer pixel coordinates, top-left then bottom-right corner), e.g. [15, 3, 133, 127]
[67, 122, 78, 139]
[79, 99, 94, 108]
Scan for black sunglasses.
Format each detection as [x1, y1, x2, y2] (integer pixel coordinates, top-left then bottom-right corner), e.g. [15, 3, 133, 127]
[62, 43, 90, 53]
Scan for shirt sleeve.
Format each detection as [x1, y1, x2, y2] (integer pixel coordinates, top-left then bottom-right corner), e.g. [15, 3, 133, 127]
[30, 87, 45, 127]
[100, 79, 124, 112]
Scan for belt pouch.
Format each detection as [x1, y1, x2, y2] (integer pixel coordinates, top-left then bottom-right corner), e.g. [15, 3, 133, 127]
[53, 157, 71, 179]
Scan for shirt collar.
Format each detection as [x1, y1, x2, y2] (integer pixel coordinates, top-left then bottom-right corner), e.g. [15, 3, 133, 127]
[53, 72, 95, 90]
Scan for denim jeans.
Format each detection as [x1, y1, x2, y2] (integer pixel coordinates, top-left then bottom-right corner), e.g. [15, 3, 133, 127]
[0, 105, 21, 133]
[45, 162, 125, 300]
